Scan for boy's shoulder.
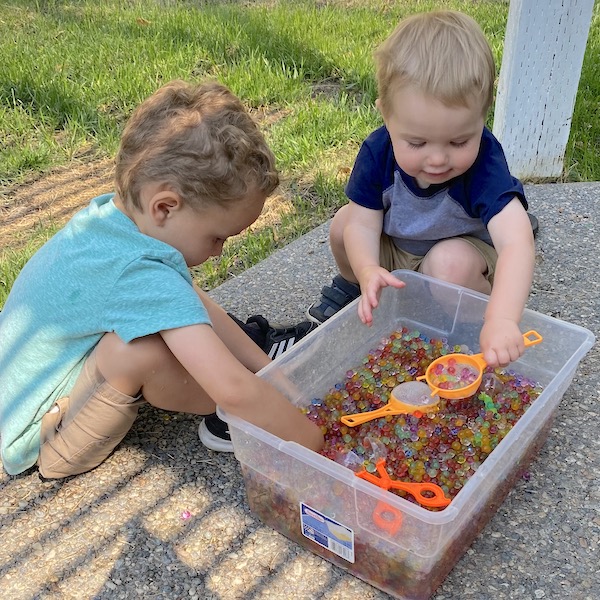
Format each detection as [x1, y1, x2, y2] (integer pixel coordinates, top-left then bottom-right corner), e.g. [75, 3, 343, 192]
[479, 126, 504, 154]
[467, 127, 516, 183]
[355, 125, 396, 174]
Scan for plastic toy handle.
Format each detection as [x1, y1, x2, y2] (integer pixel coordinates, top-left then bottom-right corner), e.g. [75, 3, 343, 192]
[468, 329, 544, 360]
[523, 330, 543, 347]
[356, 459, 452, 509]
[372, 501, 403, 535]
[393, 481, 451, 508]
[341, 404, 398, 427]
[465, 330, 543, 369]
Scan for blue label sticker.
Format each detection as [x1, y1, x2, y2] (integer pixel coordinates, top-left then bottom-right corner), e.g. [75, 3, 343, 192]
[300, 502, 354, 563]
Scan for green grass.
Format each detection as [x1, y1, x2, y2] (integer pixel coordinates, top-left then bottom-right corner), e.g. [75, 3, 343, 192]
[1, 0, 599, 307]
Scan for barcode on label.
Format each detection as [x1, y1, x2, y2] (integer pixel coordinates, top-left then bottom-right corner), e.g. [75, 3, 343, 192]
[329, 538, 354, 562]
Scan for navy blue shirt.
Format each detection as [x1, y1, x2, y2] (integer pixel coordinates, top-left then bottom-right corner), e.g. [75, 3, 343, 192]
[345, 126, 527, 255]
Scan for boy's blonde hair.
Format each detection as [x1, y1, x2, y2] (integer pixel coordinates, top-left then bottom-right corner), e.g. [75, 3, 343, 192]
[375, 11, 496, 117]
[115, 80, 279, 211]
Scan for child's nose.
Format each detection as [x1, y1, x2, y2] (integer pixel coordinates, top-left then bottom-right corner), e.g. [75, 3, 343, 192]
[428, 149, 447, 166]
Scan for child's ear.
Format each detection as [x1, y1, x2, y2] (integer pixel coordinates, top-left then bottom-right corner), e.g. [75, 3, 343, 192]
[148, 190, 182, 225]
[375, 98, 387, 124]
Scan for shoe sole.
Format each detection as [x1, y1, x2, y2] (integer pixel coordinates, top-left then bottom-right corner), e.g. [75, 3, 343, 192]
[198, 420, 234, 453]
[305, 303, 328, 325]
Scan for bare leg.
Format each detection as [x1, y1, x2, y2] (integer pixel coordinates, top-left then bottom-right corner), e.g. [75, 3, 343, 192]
[420, 238, 491, 294]
[329, 205, 358, 283]
[94, 332, 217, 415]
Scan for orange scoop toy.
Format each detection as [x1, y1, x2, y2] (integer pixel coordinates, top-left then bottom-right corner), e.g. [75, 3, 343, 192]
[418, 330, 543, 400]
[356, 459, 451, 509]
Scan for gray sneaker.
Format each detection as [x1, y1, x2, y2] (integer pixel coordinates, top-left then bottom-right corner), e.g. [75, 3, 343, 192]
[307, 274, 360, 324]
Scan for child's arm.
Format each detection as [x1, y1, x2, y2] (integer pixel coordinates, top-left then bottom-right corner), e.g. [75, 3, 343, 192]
[342, 202, 405, 325]
[194, 285, 270, 373]
[161, 324, 324, 451]
[483, 199, 535, 366]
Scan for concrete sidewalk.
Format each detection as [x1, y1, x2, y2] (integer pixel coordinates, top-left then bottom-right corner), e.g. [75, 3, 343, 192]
[1, 182, 598, 600]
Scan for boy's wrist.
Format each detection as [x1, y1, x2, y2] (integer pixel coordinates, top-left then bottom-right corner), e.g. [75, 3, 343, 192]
[482, 314, 519, 327]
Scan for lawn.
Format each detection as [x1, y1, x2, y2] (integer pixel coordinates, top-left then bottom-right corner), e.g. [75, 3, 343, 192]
[1, 0, 598, 306]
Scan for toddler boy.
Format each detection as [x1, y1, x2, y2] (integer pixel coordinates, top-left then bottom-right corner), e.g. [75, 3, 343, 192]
[308, 10, 536, 368]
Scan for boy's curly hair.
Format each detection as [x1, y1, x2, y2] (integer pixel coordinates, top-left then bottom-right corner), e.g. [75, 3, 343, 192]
[115, 80, 279, 211]
[375, 11, 496, 117]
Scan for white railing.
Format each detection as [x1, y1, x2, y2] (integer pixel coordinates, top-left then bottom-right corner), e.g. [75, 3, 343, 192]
[493, 0, 595, 179]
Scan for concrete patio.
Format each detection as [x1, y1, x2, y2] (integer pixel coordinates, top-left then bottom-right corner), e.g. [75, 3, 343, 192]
[1, 181, 598, 600]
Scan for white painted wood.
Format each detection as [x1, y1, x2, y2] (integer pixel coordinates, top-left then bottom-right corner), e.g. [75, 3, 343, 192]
[493, 0, 595, 179]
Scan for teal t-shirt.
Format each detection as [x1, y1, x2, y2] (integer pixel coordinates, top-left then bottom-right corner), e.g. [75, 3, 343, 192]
[0, 194, 211, 474]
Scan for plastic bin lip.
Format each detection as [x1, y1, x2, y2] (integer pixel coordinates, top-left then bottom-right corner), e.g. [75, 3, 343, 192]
[251, 269, 595, 378]
[390, 269, 596, 345]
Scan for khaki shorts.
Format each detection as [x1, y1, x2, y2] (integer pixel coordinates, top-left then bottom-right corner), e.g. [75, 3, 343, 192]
[38, 351, 145, 479]
[379, 234, 498, 284]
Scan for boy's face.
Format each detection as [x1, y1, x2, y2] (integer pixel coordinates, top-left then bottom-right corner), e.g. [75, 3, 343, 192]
[380, 86, 485, 189]
[159, 189, 266, 267]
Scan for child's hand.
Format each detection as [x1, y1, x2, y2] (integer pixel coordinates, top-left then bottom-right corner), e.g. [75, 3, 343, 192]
[356, 266, 406, 326]
[480, 317, 525, 368]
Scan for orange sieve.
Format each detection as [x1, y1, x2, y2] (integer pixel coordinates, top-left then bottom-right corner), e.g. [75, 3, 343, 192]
[340, 381, 440, 426]
[417, 330, 543, 400]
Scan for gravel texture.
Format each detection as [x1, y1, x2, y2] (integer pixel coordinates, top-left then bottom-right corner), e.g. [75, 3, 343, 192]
[1, 182, 599, 599]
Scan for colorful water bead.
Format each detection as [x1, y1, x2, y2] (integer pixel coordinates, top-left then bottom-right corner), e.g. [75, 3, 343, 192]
[304, 326, 543, 506]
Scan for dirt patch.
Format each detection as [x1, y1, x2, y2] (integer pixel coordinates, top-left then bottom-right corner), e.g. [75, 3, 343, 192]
[0, 159, 294, 253]
[0, 159, 115, 251]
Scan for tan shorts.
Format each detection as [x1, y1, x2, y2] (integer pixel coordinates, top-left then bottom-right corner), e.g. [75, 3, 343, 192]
[379, 234, 498, 284]
[38, 351, 145, 479]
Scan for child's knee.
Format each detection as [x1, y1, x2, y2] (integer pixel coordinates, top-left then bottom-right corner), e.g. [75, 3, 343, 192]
[422, 240, 483, 282]
[329, 206, 351, 252]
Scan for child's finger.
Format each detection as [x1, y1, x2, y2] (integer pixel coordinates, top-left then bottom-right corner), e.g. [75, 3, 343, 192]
[386, 275, 406, 289]
[358, 296, 374, 326]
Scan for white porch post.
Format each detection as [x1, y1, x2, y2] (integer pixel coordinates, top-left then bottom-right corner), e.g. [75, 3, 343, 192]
[492, 0, 595, 179]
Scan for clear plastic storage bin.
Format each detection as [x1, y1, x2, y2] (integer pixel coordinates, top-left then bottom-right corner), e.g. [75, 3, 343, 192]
[223, 271, 595, 600]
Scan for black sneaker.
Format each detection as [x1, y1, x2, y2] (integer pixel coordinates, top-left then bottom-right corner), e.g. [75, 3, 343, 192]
[306, 274, 361, 324]
[528, 212, 539, 238]
[229, 313, 317, 359]
[198, 413, 233, 452]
